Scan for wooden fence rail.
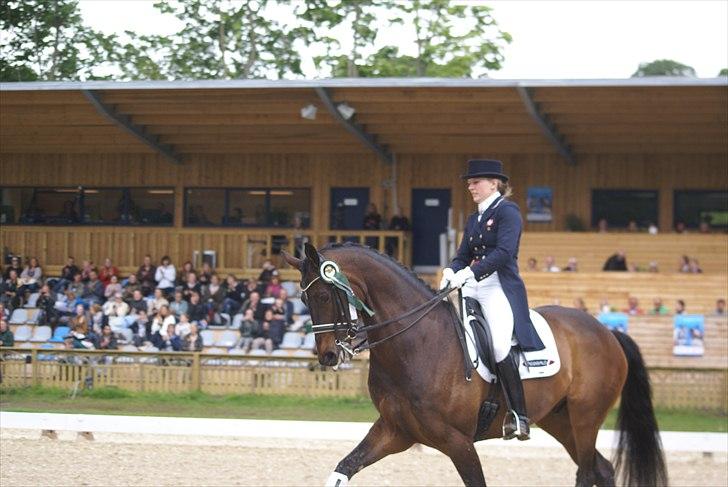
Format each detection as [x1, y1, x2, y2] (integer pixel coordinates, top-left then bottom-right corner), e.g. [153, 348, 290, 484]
[1, 349, 725, 412]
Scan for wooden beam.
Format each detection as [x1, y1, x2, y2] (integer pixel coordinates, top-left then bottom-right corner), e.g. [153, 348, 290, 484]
[315, 87, 393, 165]
[82, 89, 182, 165]
[517, 86, 576, 165]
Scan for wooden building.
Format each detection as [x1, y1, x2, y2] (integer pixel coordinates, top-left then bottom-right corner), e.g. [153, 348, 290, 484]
[1, 78, 726, 274]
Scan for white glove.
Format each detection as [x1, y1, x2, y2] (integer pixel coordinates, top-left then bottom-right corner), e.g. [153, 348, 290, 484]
[439, 268, 455, 290]
[449, 267, 475, 289]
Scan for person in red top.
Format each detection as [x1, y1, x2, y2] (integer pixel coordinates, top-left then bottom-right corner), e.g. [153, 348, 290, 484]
[98, 257, 120, 288]
[623, 296, 644, 316]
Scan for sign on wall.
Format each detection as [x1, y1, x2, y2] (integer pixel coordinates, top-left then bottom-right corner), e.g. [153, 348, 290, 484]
[526, 187, 553, 222]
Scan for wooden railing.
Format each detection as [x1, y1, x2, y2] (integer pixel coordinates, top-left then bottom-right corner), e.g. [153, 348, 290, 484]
[0, 226, 411, 279]
[0, 348, 725, 412]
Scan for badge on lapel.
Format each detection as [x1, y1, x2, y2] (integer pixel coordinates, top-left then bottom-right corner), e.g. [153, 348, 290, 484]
[486, 218, 494, 231]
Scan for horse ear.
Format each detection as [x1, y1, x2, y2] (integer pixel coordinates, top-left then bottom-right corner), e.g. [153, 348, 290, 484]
[304, 243, 320, 267]
[281, 251, 303, 272]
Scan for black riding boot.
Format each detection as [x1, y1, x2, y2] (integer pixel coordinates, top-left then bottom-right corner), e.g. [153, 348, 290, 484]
[496, 349, 530, 441]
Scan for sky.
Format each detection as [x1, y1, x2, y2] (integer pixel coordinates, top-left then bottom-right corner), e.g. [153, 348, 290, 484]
[79, 0, 728, 79]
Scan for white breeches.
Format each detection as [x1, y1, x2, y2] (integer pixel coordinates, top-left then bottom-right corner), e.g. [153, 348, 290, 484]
[462, 272, 514, 363]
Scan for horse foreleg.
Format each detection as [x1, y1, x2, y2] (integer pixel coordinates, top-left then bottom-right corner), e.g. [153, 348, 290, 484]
[437, 429, 486, 487]
[324, 416, 413, 487]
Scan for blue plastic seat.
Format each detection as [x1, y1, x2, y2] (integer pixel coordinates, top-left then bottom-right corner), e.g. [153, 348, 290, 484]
[49, 326, 70, 343]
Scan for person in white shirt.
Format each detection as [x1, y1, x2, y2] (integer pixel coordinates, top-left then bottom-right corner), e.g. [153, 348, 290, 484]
[155, 255, 176, 295]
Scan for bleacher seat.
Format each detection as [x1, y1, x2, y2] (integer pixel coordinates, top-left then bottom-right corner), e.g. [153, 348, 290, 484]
[200, 330, 215, 347]
[282, 281, 299, 297]
[205, 347, 226, 354]
[49, 326, 70, 343]
[228, 348, 246, 356]
[301, 333, 315, 350]
[231, 313, 244, 330]
[9, 309, 27, 325]
[291, 298, 308, 315]
[24, 293, 40, 308]
[218, 313, 232, 328]
[18, 342, 33, 349]
[597, 312, 629, 332]
[13, 324, 32, 342]
[214, 330, 238, 348]
[292, 349, 313, 358]
[271, 349, 289, 357]
[248, 349, 267, 356]
[117, 328, 133, 343]
[279, 332, 303, 350]
[120, 344, 138, 352]
[29, 325, 52, 342]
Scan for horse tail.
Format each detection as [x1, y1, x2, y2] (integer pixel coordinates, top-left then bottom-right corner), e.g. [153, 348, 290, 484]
[611, 330, 668, 487]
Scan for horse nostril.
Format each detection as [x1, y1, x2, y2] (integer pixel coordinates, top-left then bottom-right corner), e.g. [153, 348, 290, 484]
[322, 351, 338, 365]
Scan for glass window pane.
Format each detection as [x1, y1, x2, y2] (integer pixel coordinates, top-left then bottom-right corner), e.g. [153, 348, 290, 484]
[128, 188, 174, 226]
[0, 188, 22, 224]
[11, 187, 80, 225]
[185, 189, 225, 226]
[592, 190, 658, 229]
[269, 189, 311, 228]
[674, 190, 728, 229]
[228, 189, 267, 227]
[82, 188, 126, 224]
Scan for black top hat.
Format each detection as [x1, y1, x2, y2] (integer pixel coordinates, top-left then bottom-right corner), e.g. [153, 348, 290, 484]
[461, 159, 509, 182]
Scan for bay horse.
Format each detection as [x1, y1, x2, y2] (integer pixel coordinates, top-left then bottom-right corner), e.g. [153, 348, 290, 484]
[284, 242, 667, 487]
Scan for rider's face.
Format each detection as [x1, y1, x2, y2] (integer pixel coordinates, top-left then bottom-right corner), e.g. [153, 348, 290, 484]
[467, 178, 498, 204]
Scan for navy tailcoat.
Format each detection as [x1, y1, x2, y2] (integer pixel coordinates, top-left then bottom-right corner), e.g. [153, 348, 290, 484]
[450, 196, 544, 352]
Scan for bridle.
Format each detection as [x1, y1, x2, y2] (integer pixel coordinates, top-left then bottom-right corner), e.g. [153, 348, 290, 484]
[300, 258, 455, 358]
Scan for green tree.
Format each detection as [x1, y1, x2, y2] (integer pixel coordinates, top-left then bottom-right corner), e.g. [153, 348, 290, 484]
[632, 59, 697, 77]
[0, 0, 115, 81]
[719, 68, 728, 77]
[126, 0, 311, 80]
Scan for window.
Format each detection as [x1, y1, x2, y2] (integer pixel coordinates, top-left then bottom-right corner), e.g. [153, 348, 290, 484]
[0, 187, 174, 226]
[591, 189, 659, 229]
[184, 187, 311, 228]
[674, 190, 728, 229]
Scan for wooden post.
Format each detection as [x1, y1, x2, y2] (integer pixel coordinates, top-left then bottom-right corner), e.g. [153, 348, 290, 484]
[191, 353, 201, 392]
[30, 349, 38, 387]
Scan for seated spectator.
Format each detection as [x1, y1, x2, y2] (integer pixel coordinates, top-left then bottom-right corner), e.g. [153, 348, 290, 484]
[18, 257, 42, 295]
[2, 255, 22, 280]
[71, 304, 90, 336]
[241, 278, 262, 302]
[97, 324, 118, 350]
[67, 273, 85, 300]
[133, 310, 150, 341]
[176, 261, 195, 287]
[64, 331, 94, 350]
[187, 292, 208, 328]
[150, 305, 176, 338]
[175, 313, 192, 337]
[678, 255, 691, 273]
[258, 260, 277, 284]
[647, 223, 659, 235]
[222, 275, 244, 315]
[122, 274, 142, 301]
[82, 271, 105, 306]
[543, 256, 560, 272]
[265, 272, 283, 298]
[626, 220, 638, 232]
[136, 255, 156, 296]
[238, 309, 259, 352]
[152, 321, 181, 351]
[603, 251, 627, 271]
[525, 258, 538, 272]
[699, 221, 711, 234]
[647, 261, 659, 273]
[597, 218, 608, 233]
[36, 284, 57, 327]
[181, 323, 203, 351]
[0, 303, 8, 322]
[386, 207, 410, 256]
[250, 308, 285, 354]
[715, 299, 726, 316]
[688, 258, 702, 273]
[572, 298, 588, 314]
[648, 298, 669, 315]
[54, 256, 80, 293]
[80, 260, 97, 283]
[675, 221, 687, 234]
[169, 290, 189, 318]
[623, 297, 643, 316]
[203, 274, 225, 319]
[363, 203, 382, 230]
[242, 291, 266, 321]
[181, 272, 202, 301]
[147, 288, 169, 316]
[98, 257, 119, 288]
[155, 256, 176, 295]
[675, 299, 686, 315]
[127, 289, 147, 315]
[276, 289, 294, 326]
[104, 275, 123, 300]
[198, 262, 213, 287]
[103, 292, 130, 320]
[0, 319, 14, 347]
[563, 257, 578, 272]
[0, 269, 21, 310]
[90, 303, 104, 335]
[599, 299, 613, 313]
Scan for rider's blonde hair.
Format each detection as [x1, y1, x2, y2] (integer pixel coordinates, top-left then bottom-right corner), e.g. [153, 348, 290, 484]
[497, 179, 513, 198]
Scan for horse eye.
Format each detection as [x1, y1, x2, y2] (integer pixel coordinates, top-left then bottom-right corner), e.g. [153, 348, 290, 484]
[318, 293, 330, 303]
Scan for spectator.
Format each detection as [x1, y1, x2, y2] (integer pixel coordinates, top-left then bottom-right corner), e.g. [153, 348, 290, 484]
[688, 258, 703, 274]
[175, 313, 192, 337]
[599, 299, 613, 313]
[128, 289, 147, 315]
[122, 274, 142, 301]
[169, 290, 189, 319]
[97, 324, 118, 350]
[155, 256, 176, 295]
[715, 299, 726, 316]
[265, 272, 283, 298]
[80, 260, 97, 282]
[136, 255, 156, 296]
[597, 218, 608, 233]
[240, 278, 261, 303]
[187, 292, 208, 328]
[525, 258, 538, 272]
[678, 255, 691, 273]
[2, 255, 21, 280]
[82, 271, 105, 306]
[104, 275, 123, 300]
[0, 303, 8, 322]
[242, 291, 266, 321]
[649, 298, 669, 315]
[0, 269, 21, 310]
[90, 303, 104, 335]
[67, 273, 85, 300]
[222, 275, 244, 315]
[250, 308, 285, 353]
[603, 251, 628, 271]
[181, 322, 203, 351]
[181, 272, 202, 301]
[176, 261, 195, 287]
[675, 299, 686, 315]
[258, 260, 277, 284]
[98, 257, 119, 288]
[675, 221, 687, 234]
[103, 292, 130, 320]
[152, 321, 181, 351]
[36, 284, 57, 328]
[151, 305, 176, 339]
[363, 203, 382, 230]
[238, 309, 259, 352]
[71, 304, 90, 336]
[543, 256, 560, 272]
[0, 319, 14, 347]
[202, 274, 225, 319]
[148, 288, 169, 316]
[18, 257, 42, 295]
[386, 207, 410, 256]
[54, 256, 80, 293]
[623, 297, 644, 316]
[198, 262, 213, 287]
[277, 289, 294, 326]
[626, 220, 639, 232]
[647, 261, 659, 273]
[699, 221, 711, 234]
[563, 257, 578, 272]
[647, 223, 659, 235]
[572, 298, 588, 313]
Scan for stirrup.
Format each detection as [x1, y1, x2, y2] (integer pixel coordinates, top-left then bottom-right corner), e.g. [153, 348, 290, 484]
[502, 410, 529, 441]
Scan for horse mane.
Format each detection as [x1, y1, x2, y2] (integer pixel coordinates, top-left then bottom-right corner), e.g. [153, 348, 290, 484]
[319, 242, 437, 296]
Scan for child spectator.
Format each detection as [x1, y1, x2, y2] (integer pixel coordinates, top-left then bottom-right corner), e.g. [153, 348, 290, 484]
[175, 313, 192, 337]
[649, 298, 669, 315]
[151, 305, 175, 339]
[599, 299, 613, 313]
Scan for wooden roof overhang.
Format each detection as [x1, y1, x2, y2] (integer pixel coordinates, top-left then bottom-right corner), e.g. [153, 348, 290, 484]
[1, 78, 726, 164]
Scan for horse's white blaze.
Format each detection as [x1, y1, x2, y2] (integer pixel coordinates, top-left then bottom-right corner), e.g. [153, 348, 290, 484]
[324, 472, 349, 487]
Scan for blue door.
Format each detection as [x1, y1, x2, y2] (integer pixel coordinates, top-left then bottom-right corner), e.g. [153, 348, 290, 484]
[412, 189, 451, 267]
[330, 188, 369, 230]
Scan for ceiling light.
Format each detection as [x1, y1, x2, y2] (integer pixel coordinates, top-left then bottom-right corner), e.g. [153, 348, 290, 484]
[300, 104, 317, 120]
[336, 103, 356, 120]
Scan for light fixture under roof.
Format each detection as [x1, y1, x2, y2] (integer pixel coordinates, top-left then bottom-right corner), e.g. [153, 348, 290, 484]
[336, 102, 356, 120]
[300, 104, 317, 120]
